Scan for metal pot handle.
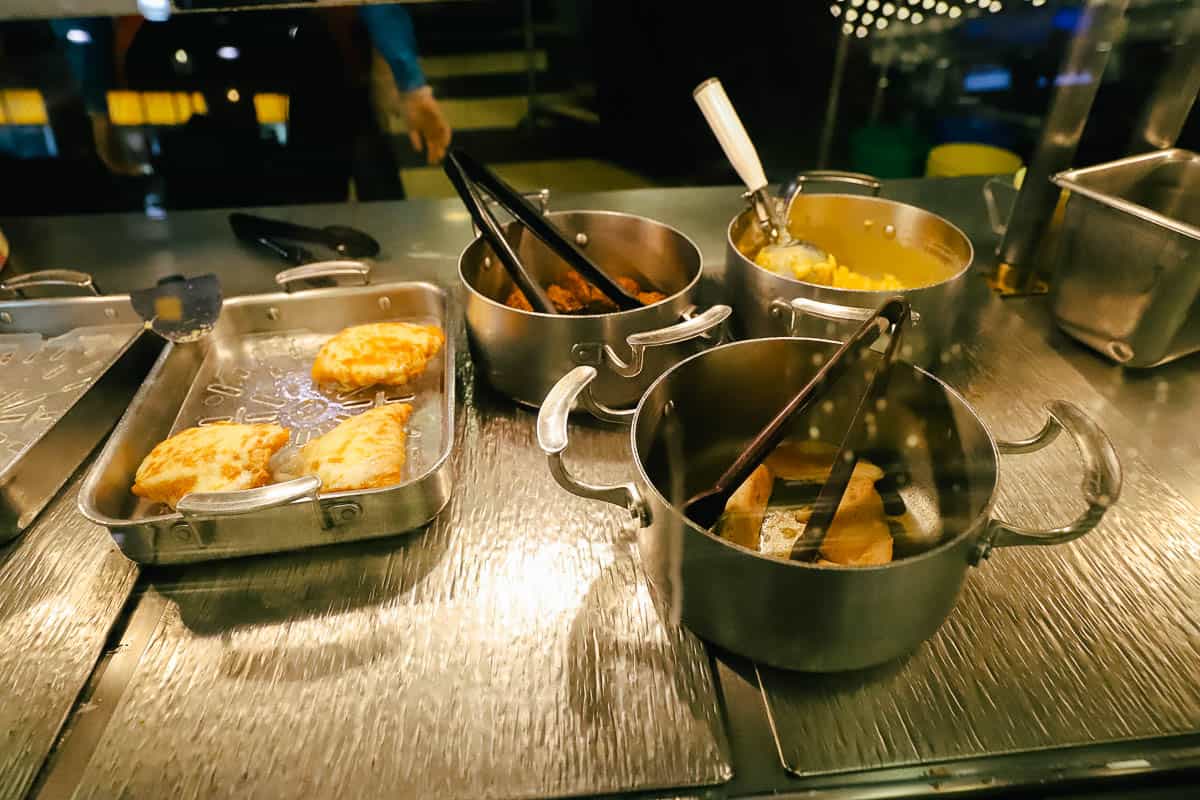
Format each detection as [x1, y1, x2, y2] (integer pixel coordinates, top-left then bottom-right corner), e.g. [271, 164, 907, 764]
[176, 475, 333, 533]
[770, 296, 920, 331]
[0, 269, 101, 297]
[974, 401, 1122, 562]
[536, 366, 650, 525]
[781, 170, 882, 203]
[574, 304, 732, 423]
[275, 261, 371, 290]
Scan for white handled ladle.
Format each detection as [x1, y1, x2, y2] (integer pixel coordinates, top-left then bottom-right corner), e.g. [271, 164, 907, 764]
[694, 78, 829, 264]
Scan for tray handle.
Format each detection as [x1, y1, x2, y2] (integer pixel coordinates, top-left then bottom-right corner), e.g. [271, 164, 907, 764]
[275, 261, 371, 291]
[177, 475, 328, 530]
[0, 269, 101, 297]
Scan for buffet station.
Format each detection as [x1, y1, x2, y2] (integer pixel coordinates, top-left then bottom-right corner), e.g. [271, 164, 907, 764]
[1, 81, 1198, 799]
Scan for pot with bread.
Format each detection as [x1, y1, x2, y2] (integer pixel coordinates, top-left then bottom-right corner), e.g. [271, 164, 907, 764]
[537, 335, 1122, 671]
[79, 268, 455, 564]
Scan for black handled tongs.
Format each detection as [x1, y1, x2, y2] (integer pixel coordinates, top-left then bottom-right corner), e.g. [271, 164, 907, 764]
[682, 297, 912, 561]
[443, 148, 643, 314]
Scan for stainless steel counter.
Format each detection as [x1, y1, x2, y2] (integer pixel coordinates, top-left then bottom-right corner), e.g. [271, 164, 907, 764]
[0, 469, 138, 800]
[2, 178, 1199, 798]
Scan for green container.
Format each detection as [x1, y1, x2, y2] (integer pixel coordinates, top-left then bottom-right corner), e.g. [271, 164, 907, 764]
[850, 125, 929, 180]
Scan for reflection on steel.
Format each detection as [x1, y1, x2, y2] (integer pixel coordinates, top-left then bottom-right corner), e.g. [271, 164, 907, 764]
[70, 355, 731, 798]
[994, 0, 1130, 294]
[0, 474, 139, 800]
[758, 292, 1200, 782]
[1129, 2, 1200, 153]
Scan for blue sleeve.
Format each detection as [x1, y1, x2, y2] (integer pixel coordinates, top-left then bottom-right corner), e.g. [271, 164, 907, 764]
[359, 4, 428, 93]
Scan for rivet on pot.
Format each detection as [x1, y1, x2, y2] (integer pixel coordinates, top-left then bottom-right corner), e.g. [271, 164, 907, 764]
[267, 307, 280, 321]
[0, 312, 11, 324]
[575, 233, 589, 247]
[378, 296, 392, 312]
[483, 256, 493, 270]
[663, 400, 675, 416]
[104, 307, 117, 319]
[172, 522, 194, 541]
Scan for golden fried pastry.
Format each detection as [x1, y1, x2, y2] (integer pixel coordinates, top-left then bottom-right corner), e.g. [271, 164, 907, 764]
[311, 322, 444, 389]
[300, 404, 412, 492]
[723, 440, 895, 567]
[132, 423, 291, 509]
[765, 440, 885, 484]
[718, 463, 774, 550]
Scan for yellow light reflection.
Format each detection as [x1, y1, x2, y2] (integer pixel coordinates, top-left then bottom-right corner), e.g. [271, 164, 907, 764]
[226, 88, 240, 103]
[252, 93, 289, 124]
[1, 90, 48, 125]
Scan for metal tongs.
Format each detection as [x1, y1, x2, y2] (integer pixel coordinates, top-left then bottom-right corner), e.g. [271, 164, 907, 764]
[443, 148, 643, 314]
[682, 297, 911, 561]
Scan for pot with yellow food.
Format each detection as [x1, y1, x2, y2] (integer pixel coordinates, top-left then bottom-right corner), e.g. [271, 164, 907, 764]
[725, 173, 973, 366]
[537, 337, 1121, 671]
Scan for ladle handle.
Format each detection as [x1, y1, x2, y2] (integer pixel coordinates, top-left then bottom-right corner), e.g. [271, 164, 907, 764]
[694, 78, 768, 194]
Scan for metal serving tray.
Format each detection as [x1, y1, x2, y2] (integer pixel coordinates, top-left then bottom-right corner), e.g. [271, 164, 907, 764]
[0, 271, 160, 543]
[78, 281, 454, 564]
[1052, 148, 1200, 367]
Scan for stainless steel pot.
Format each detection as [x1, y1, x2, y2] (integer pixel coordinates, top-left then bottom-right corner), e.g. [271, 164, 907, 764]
[537, 338, 1122, 671]
[726, 173, 973, 364]
[459, 192, 730, 420]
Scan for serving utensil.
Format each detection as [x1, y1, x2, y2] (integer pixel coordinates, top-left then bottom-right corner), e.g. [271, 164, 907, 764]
[681, 297, 911, 552]
[444, 148, 644, 313]
[129, 273, 223, 343]
[229, 213, 380, 260]
[694, 77, 830, 265]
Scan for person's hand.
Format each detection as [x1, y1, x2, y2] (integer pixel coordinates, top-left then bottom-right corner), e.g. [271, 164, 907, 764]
[403, 86, 451, 165]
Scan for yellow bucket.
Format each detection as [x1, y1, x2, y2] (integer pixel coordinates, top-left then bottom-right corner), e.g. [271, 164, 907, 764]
[926, 143, 1023, 177]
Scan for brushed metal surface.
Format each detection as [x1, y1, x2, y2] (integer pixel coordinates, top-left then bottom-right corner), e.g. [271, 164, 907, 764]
[70, 357, 731, 799]
[0, 293, 159, 543]
[759, 287, 1200, 779]
[0, 472, 138, 800]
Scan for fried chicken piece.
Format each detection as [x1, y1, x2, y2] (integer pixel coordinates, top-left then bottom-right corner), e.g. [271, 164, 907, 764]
[502, 271, 666, 313]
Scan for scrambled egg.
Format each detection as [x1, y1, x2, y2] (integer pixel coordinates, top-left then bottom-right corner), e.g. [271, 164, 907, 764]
[754, 247, 903, 291]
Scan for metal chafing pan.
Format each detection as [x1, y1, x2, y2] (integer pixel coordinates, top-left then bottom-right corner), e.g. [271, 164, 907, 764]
[1052, 148, 1200, 367]
[78, 274, 454, 564]
[0, 270, 161, 543]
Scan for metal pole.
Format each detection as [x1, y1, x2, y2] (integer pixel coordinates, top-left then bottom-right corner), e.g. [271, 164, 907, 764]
[1128, 2, 1200, 153]
[994, 0, 1129, 295]
[523, 0, 537, 129]
[817, 33, 851, 169]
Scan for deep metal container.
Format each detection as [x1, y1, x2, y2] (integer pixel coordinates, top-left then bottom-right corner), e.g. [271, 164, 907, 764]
[1052, 148, 1200, 367]
[0, 270, 160, 542]
[78, 277, 454, 564]
[459, 196, 729, 421]
[538, 338, 1121, 671]
[726, 174, 973, 365]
